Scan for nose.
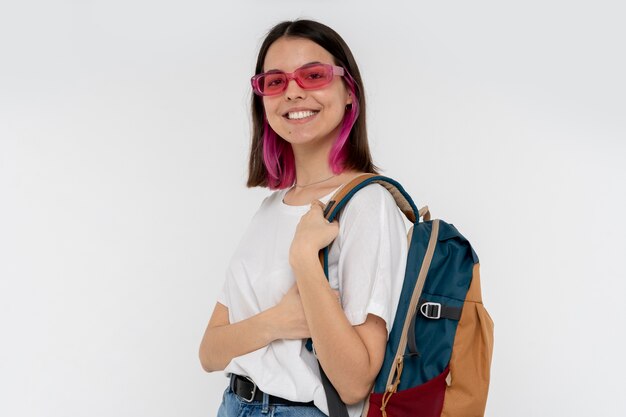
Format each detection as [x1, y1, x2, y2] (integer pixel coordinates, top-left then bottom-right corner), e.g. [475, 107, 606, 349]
[284, 77, 305, 101]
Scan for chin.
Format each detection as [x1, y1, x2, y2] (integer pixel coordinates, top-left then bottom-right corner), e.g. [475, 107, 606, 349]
[282, 135, 319, 146]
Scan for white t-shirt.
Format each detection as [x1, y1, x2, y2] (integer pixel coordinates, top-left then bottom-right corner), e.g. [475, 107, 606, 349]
[217, 182, 408, 417]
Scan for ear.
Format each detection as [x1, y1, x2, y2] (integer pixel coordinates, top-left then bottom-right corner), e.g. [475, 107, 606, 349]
[345, 91, 353, 106]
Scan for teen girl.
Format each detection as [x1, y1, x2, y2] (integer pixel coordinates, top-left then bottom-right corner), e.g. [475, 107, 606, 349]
[199, 19, 408, 417]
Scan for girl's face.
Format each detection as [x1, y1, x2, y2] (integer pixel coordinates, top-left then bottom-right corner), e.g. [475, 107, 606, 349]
[262, 37, 352, 149]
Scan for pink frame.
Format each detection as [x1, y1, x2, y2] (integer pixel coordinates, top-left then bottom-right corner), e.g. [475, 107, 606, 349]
[251, 63, 345, 96]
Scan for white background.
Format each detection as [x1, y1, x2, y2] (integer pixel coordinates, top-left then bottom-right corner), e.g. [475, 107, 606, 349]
[1, 1, 625, 416]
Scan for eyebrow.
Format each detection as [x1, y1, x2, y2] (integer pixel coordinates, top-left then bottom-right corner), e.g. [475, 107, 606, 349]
[264, 61, 323, 73]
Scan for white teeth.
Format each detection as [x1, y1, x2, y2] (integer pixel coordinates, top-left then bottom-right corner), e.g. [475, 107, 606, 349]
[287, 110, 318, 120]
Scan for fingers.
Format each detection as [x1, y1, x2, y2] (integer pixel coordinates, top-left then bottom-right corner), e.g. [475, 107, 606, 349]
[310, 200, 325, 210]
[310, 200, 331, 223]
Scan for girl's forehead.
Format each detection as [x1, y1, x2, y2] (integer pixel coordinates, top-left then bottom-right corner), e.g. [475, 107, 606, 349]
[263, 37, 335, 72]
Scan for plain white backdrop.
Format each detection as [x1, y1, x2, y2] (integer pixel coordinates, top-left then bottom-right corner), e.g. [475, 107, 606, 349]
[1, 1, 625, 416]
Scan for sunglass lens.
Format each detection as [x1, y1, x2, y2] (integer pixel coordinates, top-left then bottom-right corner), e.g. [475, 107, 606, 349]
[297, 65, 333, 89]
[259, 73, 286, 95]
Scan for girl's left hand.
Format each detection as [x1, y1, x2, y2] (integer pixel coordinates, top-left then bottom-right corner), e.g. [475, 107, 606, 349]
[289, 200, 339, 265]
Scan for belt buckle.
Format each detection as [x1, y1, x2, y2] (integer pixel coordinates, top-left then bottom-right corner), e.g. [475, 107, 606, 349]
[242, 376, 257, 402]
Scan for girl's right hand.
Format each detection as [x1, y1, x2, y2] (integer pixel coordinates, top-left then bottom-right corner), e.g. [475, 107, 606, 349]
[273, 284, 341, 340]
[273, 284, 311, 339]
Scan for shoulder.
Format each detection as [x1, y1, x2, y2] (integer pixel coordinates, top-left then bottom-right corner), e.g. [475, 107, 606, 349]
[262, 188, 283, 206]
[334, 183, 403, 235]
[254, 187, 287, 211]
[342, 183, 396, 216]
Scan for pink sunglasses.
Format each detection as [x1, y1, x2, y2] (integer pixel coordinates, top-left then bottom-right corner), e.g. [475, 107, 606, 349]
[251, 63, 345, 96]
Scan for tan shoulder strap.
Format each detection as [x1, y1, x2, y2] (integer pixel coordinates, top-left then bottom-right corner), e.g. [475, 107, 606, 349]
[324, 174, 419, 223]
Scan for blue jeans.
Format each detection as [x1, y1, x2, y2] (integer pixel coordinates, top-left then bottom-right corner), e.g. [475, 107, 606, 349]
[216, 386, 328, 417]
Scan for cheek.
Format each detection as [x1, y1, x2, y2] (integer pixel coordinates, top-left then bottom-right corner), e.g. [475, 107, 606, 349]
[262, 98, 275, 117]
[262, 99, 286, 134]
[263, 95, 285, 114]
[322, 85, 350, 113]
[321, 93, 349, 121]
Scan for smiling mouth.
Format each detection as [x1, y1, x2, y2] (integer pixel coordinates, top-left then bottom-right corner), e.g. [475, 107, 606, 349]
[284, 110, 320, 120]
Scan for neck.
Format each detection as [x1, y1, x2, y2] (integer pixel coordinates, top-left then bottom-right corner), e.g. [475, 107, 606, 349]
[290, 137, 336, 187]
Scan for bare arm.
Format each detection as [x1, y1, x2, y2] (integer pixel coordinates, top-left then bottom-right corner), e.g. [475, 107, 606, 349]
[198, 285, 316, 372]
[288, 201, 388, 405]
[198, 302, 274, 372]
[291, 254, 387, 405]
[199, 280, 385, 403]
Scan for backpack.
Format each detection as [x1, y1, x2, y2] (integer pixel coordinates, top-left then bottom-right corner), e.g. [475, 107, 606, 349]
[307, 174, 494, 417]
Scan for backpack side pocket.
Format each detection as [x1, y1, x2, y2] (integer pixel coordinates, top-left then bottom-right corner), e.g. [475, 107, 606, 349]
[441, 263, 494, 417]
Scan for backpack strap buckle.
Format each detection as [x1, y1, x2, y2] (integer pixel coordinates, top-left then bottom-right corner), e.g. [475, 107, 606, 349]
[420, 302, 442, 319]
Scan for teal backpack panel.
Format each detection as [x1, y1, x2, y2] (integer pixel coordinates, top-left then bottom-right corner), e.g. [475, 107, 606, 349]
[373, 220, 478, 393]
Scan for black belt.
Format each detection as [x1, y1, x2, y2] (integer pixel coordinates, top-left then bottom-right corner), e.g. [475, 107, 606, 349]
[229, 374, 315, 407]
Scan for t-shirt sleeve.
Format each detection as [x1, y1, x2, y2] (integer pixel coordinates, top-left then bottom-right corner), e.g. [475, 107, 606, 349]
[216, 277, 229, 308]
[214, 194, 272, 310]
[328, 183, 409, 335]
